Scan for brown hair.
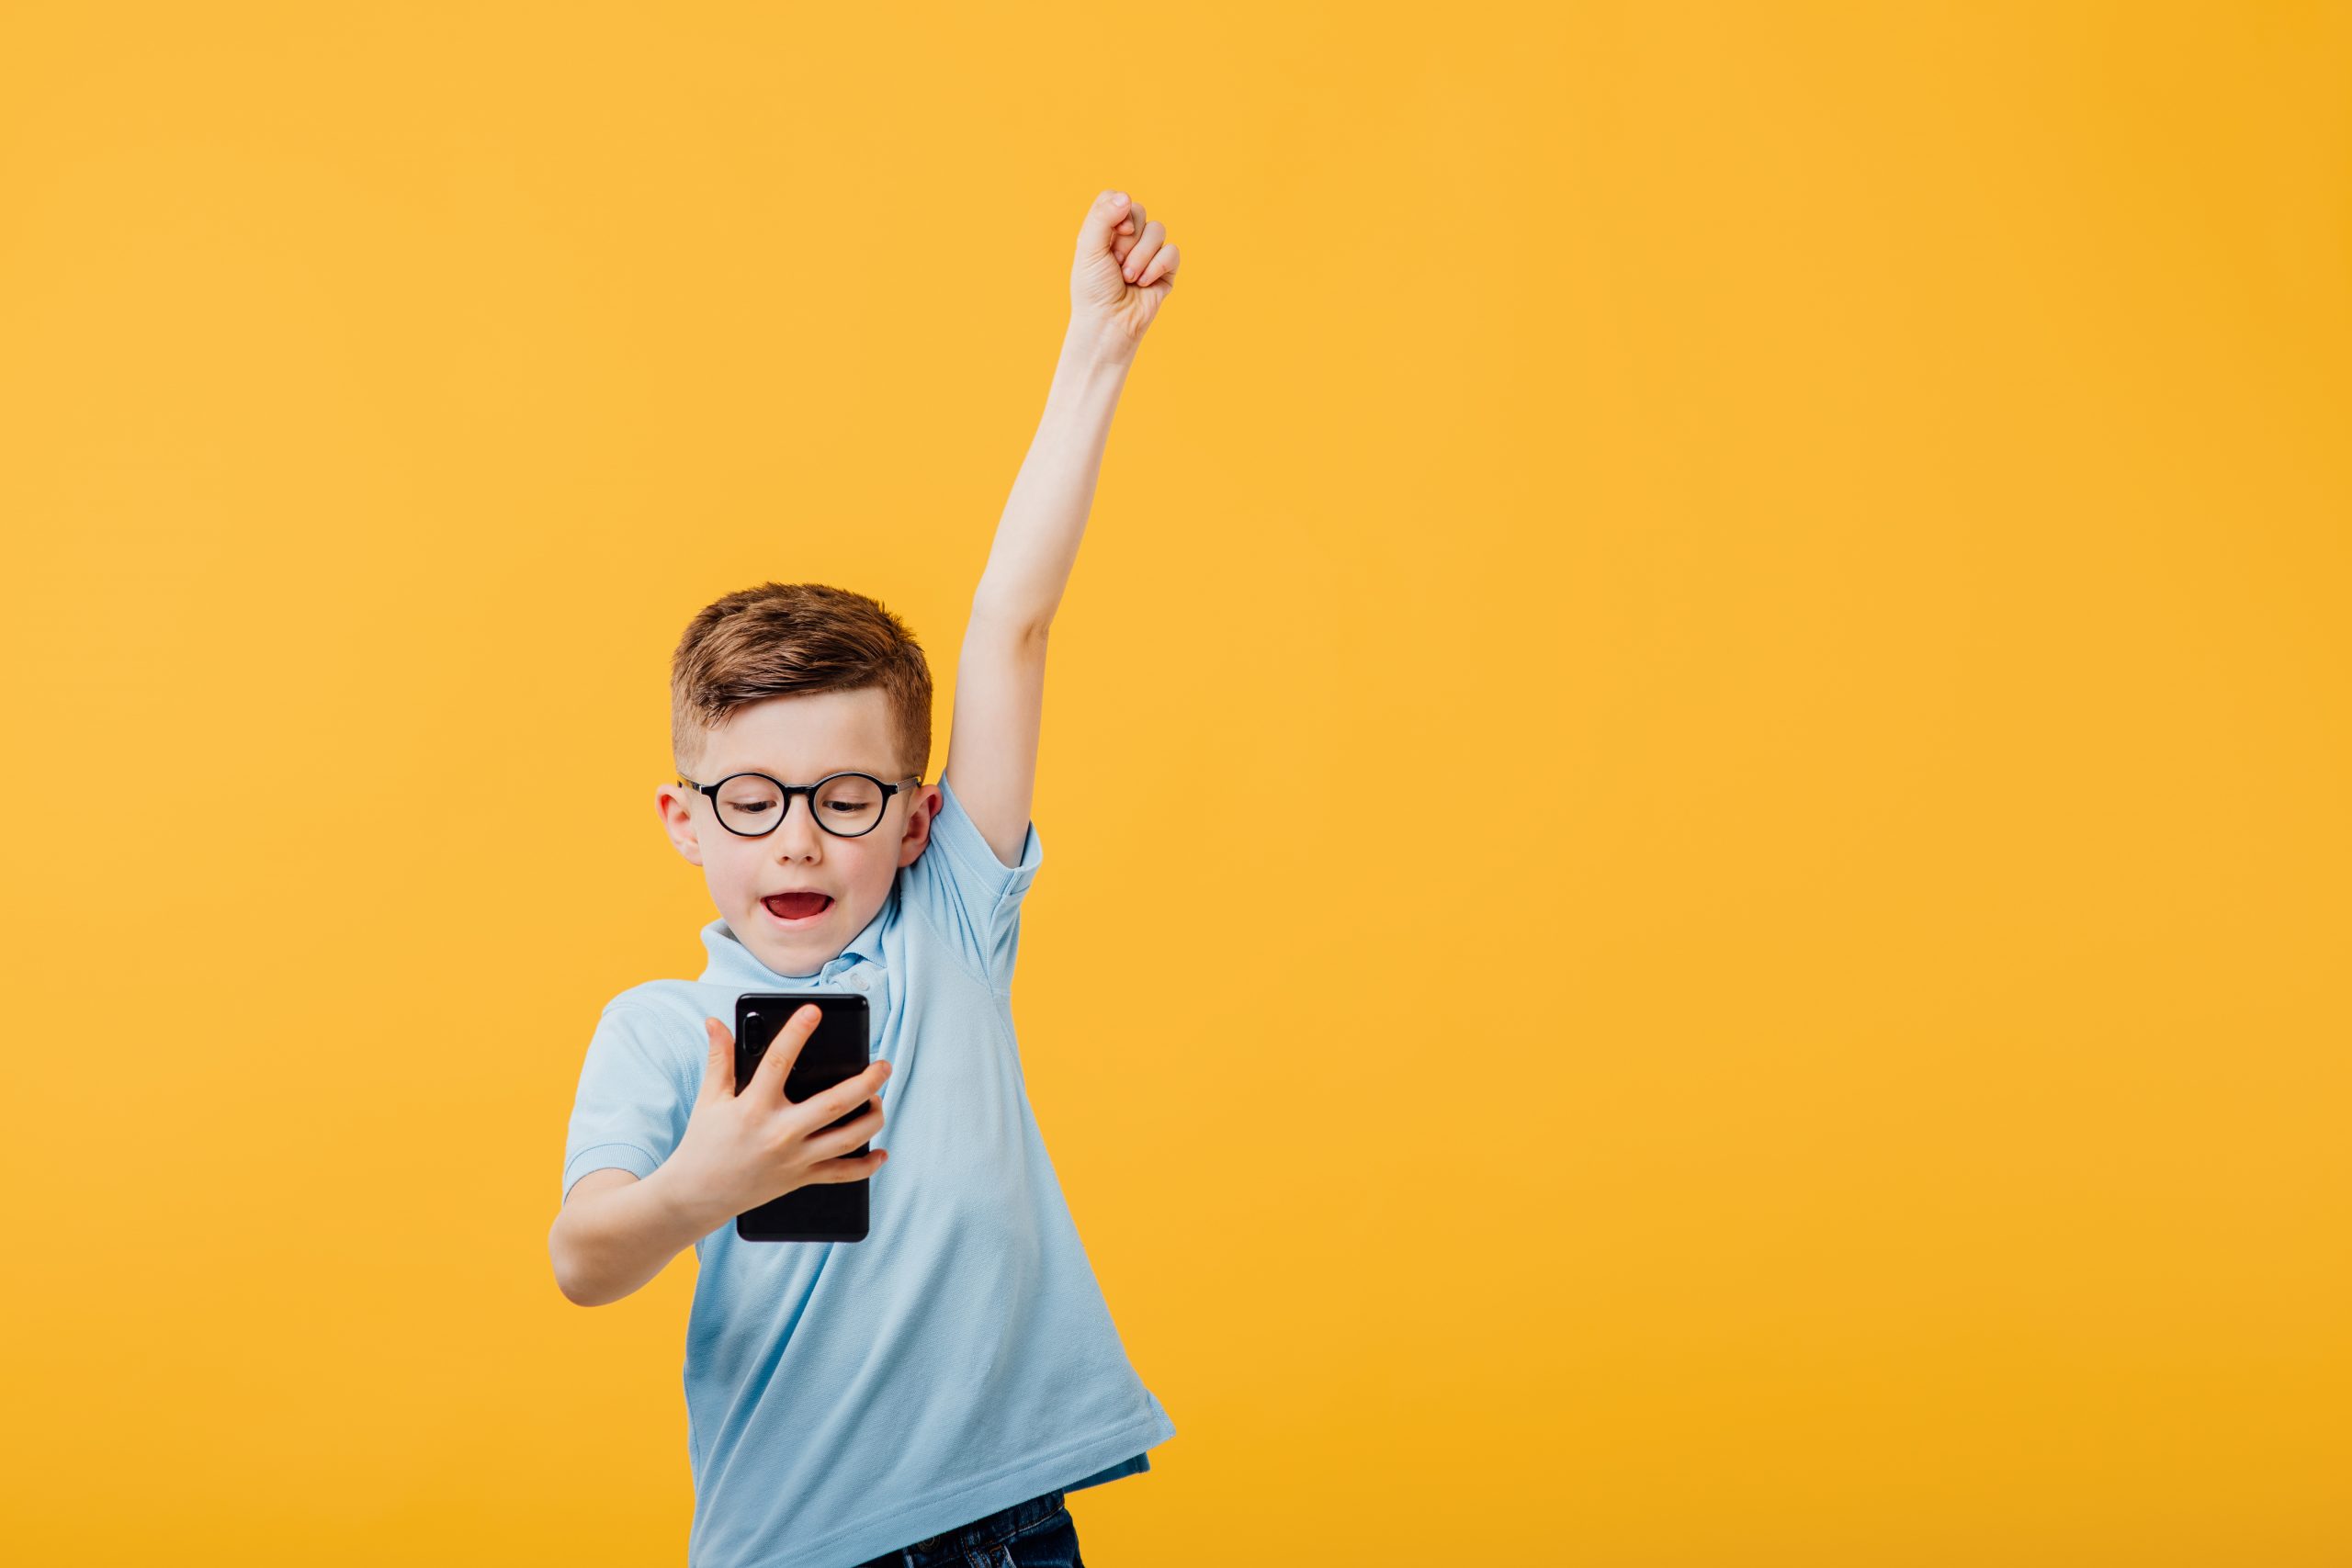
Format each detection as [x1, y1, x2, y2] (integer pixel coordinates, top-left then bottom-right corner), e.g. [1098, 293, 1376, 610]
[670, 582, 933, 782]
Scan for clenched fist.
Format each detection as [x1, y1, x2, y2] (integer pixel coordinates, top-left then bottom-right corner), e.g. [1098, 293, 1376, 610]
[1071, 188, 1181, 345]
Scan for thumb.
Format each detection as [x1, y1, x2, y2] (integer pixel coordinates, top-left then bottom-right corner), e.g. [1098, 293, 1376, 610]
[1076, 188, 1130, 254]
[704, 1018, 734, 1090]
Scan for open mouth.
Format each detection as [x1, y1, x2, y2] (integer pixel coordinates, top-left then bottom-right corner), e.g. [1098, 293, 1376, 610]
[762, 892, 835, 927]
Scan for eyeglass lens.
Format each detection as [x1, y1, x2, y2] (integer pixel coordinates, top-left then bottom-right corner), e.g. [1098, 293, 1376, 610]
[715, 774, 888, 837]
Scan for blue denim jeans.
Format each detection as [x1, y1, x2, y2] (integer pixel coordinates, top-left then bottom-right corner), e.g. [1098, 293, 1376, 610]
[852, 1488, 1082, 1568]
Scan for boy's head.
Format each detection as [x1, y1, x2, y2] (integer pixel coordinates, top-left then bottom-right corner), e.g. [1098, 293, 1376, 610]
[657, 582, 943, 976]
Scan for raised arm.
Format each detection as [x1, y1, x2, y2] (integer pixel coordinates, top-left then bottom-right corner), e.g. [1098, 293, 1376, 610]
[947, 188, 1182, 866]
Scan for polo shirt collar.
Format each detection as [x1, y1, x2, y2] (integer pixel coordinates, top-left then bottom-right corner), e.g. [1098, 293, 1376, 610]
[698, 886, 892, 987]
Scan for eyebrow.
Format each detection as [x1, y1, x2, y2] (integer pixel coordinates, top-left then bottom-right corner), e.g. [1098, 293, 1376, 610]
[707, 763, 894, 780]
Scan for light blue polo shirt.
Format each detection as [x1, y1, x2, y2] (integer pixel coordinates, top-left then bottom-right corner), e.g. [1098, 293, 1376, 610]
[560, 775, 1175, 1568]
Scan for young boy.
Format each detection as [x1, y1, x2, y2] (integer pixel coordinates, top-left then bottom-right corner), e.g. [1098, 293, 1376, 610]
[548, 189, 1182, 1568]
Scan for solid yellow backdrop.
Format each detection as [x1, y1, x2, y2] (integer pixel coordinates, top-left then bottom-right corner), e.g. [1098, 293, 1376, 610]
[1, 4, 2345, 1563]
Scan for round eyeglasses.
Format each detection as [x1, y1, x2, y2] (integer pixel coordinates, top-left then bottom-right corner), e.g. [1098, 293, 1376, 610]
[677, 771, 925, 839]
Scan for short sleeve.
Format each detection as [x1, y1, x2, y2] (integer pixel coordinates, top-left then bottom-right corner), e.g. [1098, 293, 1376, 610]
[560, 1002, 696, 1204]
[900, 773, 1045, 992]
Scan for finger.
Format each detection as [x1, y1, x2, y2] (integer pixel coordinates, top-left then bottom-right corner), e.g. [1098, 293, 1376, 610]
[1077, 188, 1136, 254]
[804, 1056, 892, 1125]
[809, 1099, 886, 1160]
[753, 1002, 825, 1096]
[703, 1018, 735, 1093]
[1137, 241, 1179, 288]
[1121, 223, 1166, 283]
[1112, 202, 1148, 267]
[804, 1146, 889, 1183]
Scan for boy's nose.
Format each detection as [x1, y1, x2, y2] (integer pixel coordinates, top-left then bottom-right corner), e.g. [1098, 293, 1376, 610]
[770, 795, 830, 849]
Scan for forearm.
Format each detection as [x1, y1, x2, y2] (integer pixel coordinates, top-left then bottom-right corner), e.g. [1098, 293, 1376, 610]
[549, 1163, 725, 1307]
[971, 321, 1136, 634]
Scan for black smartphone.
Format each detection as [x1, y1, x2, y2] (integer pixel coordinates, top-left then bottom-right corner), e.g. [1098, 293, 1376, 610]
[732, 991, 874, 1243]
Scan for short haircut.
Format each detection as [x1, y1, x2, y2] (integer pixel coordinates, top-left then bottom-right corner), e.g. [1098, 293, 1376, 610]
[670, 581, 933, 784]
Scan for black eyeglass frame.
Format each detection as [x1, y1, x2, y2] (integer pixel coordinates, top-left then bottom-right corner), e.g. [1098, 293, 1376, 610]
[676, 771, 927, 839]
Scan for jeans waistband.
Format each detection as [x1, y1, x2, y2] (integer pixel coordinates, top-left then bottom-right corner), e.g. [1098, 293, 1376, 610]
[899, 1487, 1066, 1562]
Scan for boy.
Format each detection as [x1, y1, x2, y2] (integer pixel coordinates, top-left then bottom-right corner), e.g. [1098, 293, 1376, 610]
[548, 188, 1183, 1568]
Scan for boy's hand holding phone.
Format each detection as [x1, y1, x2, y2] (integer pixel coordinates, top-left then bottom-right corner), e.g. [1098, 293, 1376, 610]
[663, 1004, 892, 1227]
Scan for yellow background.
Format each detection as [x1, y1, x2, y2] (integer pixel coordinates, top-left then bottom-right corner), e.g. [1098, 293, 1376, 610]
[3, 3, 2346, 1562]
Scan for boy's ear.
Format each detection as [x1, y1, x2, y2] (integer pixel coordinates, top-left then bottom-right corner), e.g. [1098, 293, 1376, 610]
[656, 784, 706, 868]
[896, 786, 942, 869]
